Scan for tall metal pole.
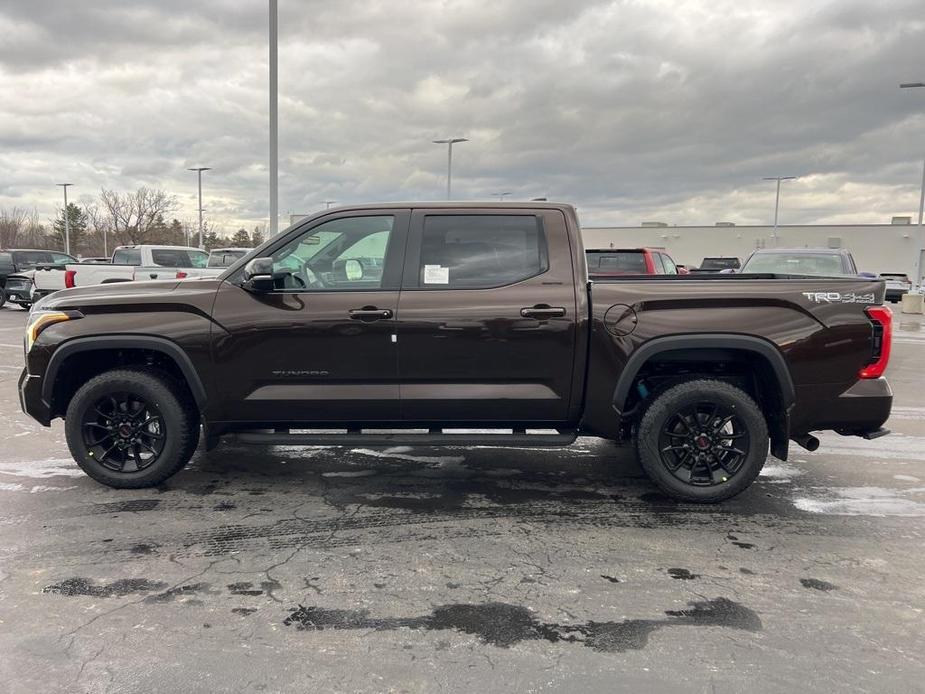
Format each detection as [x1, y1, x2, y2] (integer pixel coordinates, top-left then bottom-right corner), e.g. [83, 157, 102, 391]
[763, 176, 796, 247]
[900, 83, 925, 288]
[269, 0, 279, 237]
[433, 137, 467, 200]
[56, 183, 73, 254]
[188, 167, 210, 248]
[446, 142, 453, 200]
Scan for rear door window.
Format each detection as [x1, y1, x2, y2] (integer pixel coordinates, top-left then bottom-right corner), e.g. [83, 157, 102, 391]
[415, 215, 548, 289]
[661, 254, 678, 275]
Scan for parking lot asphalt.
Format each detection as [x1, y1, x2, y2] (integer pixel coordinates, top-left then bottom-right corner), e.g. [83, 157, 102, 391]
[0, 304, 923, 693]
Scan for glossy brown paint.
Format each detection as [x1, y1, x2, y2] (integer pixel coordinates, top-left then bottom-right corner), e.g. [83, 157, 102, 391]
[22, 201, 891, 452]
[395, 208, 579, 422]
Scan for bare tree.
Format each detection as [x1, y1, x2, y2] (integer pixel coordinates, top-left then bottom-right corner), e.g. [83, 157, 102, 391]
[99, 186, 179, 245]
[0, 207, 29, 248]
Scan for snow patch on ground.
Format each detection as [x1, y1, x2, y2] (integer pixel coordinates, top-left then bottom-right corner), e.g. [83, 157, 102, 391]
[760, 462, 804, 480]
[0, 458, 84, 479]
[350, 448, 465, 465]
[321, 470, 378, 478]
[808, 433, 925, 461]
[794, 486, 925, 517]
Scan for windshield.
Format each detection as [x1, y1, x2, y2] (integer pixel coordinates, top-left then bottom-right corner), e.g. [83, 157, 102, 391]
[701, 257, 740, 270]
[742, 252, 847, 276]
[12, 250, 76, 269]
[208, 250, 249, 267]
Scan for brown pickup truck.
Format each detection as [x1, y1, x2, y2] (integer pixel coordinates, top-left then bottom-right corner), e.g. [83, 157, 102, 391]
[18, 202, 893, 501]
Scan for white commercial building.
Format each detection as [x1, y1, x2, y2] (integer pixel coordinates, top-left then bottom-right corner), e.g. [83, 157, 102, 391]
[581, 220, 924, 282]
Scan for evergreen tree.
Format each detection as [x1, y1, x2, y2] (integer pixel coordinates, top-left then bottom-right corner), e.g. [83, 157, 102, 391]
[230, 227, 251, 246]
[53, 203, 88, 254]
[203, 229, 221, 250]
[251, 226, 264, 247]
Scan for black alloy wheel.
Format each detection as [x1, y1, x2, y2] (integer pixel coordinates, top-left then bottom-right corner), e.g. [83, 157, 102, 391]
[657, 401, 750, 486]
[65, 368, 200, 488]
[635, 379, 769, 503]
[81, 392, 166, 472]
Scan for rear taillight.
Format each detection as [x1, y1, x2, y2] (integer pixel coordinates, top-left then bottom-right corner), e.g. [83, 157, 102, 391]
[64, 269, 76, 288]
[859, 305, 892, 379]
[176, 271, 188, 279]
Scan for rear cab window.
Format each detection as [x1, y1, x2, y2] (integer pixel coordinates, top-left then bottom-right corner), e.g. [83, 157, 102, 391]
[112, 248, 142, 266]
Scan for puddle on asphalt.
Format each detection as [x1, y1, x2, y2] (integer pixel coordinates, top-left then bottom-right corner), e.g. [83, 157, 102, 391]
[283, 597, 761, 653]
[43, 577, 168, 597]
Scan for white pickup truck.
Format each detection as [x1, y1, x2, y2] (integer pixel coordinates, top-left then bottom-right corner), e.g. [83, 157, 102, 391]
[29, 245, 225, 303]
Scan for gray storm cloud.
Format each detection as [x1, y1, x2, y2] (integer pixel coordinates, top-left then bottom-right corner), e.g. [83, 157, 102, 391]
[0, 0, 923, 230]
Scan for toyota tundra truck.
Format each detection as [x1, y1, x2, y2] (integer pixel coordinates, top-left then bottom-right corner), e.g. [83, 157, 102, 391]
[18, 202, 893, 502]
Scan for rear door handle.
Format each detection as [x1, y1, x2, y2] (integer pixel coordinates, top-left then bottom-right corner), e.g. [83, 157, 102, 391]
[349, 308, 393, 321]
[521, 305, 566, 318]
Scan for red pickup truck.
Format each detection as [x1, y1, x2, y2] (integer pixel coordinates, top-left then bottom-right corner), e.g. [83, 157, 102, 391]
[585, 248, 685, 277]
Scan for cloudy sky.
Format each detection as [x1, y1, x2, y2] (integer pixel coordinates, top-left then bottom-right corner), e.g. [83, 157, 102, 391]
[1, 0, 924, 232]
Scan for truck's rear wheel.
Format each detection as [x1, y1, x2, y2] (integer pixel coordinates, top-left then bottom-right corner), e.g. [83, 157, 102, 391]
[635, 379, 768, 502]
[64, 368, 200, 488]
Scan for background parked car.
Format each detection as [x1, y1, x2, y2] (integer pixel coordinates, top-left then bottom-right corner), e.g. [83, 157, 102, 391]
[30, 244, 225, 303]
[689, 256, 741, 273]
[880, 272, 912, 302]
[739, 248, 859, 276]
[0, 249, 77, 309]
[585, 248, 682, 278]
[79, 256, 111, 264]
[207, 247, 251, 268]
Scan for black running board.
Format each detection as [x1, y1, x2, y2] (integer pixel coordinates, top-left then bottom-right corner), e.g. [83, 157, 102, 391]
[231, 428, 578, 448]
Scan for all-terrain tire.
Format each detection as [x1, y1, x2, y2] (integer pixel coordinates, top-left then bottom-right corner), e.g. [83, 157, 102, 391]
[635, 379, 769, 503]
[64, 368, 200, 488]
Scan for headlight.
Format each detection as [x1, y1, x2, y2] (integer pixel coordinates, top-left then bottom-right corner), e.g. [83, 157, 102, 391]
[25, 310, 82, 351]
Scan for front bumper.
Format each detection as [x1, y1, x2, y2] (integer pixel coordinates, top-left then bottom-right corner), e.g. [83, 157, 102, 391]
[4, 281, 32, 304]
[18, 367, 51, 426]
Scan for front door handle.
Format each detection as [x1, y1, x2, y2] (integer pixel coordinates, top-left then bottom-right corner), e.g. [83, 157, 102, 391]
[521, 305, 566, 318]
[349, 307, 393, 321]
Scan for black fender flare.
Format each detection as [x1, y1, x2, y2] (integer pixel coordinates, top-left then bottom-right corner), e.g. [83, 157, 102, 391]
[612, 333, 795, 416]
[42, 335, 207, 410]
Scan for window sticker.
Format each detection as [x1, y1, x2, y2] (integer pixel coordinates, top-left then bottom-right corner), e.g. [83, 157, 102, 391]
[423, 264, 450, 284]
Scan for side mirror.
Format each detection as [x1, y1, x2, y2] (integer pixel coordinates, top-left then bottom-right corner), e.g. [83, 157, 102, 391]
[242, 257, 275, 292]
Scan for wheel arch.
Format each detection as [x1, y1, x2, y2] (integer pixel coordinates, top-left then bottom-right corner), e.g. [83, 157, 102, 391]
[613, 334, 795, 460]
[43, 335, 207, 415]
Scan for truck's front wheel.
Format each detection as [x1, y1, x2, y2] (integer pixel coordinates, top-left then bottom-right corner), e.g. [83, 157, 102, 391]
[635, 379, 768, 502]
[64, 368, 200, 488]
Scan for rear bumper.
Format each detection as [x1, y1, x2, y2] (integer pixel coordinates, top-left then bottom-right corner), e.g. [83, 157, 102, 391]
[790, 377, 892, 439]
[18, 367, 51, 426]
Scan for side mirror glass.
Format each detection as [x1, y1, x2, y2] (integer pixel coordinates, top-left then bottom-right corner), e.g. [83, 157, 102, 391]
[242, 257, 275, 291]
[344, 259, 363, 281]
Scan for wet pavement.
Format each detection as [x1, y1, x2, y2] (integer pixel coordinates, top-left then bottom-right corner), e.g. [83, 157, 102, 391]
[0, 305, 923, 693]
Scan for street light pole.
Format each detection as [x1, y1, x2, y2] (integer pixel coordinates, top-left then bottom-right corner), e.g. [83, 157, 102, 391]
[269, 0, 279, 238]
[433, 137, 467, 199]
[55, 183, 73, 254]
[492, 192, 511, 202]
[187, 167, 211, 248]
[762, 176, 797, 246]
[901, 82, 925, 288]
